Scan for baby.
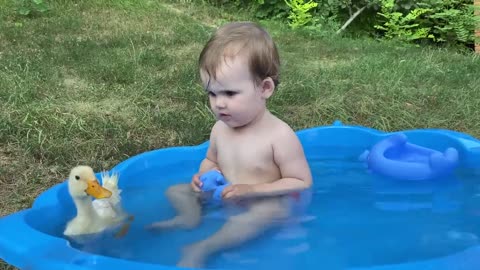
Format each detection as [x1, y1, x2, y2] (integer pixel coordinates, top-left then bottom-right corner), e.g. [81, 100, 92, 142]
[148, 21, 313, 267]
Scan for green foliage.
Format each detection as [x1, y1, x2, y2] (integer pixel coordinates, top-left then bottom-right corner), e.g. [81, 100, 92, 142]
[424, 1, 479, 44]
[430, 9, 470, 43]
[253, 0, 290, 19]
[374, 0, 478, 46]
[284, 0, 318, 29]
[206, 0, 478, 49]
[325, 0, 380, 34]
[314, 0, 379, 18]
[374, 0, 434, 41]
[16, 0, 49, 16]
[252, 0, 378, 32]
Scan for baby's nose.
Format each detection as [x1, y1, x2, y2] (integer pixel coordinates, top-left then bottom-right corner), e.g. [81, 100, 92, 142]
[215, 96, 227, 108]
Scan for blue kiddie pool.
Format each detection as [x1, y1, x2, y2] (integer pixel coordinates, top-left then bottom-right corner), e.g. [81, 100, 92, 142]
[2, 121, 480, 270]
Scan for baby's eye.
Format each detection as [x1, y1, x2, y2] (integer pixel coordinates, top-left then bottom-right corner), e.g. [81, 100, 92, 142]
[208, 91, 216, 97]
[225, 91, 236, 97]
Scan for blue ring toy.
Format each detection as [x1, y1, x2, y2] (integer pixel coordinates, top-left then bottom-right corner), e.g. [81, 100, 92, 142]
[359, 133, 459, 180]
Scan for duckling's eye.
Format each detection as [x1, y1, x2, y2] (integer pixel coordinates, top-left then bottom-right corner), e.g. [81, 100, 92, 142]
[75, 175, 80, 180]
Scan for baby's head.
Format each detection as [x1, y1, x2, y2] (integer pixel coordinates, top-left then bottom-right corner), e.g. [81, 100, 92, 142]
[199, 21, 280, 90]
[198, 22, 280, 128]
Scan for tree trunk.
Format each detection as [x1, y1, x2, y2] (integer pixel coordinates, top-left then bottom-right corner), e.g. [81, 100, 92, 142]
[337, 6, 367, 34]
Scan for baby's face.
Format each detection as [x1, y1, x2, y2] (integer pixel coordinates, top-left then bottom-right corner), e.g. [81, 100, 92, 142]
[201, 55, 270, 129]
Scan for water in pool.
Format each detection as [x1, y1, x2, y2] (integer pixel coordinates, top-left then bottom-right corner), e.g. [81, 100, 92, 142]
[63, 157, 480, 269]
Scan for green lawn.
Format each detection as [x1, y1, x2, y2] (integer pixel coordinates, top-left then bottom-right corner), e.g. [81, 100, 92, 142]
[1, 0, 480, 268]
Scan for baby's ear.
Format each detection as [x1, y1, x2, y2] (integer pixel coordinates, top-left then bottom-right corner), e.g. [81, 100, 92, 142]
[260, 77, 275, 99]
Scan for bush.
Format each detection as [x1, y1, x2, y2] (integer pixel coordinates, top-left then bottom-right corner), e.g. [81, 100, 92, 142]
[374, 0, 479, 46]
[205, 0, 480, 49]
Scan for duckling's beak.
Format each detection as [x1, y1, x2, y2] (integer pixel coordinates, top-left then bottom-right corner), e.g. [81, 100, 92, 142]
[85, 179, 112, 199]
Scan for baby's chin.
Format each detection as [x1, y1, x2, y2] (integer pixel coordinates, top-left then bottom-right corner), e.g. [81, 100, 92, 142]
[216, 115, 253, 129]
[217, 118, 238, 128]
[226, 122, 252, 130]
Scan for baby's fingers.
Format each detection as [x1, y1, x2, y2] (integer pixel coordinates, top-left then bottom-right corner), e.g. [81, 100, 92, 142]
[222, 185, 235, 199]
[191, 174, 202, 192]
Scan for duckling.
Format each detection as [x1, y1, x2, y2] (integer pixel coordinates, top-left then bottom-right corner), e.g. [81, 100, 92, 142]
[64, 165, 132, 237]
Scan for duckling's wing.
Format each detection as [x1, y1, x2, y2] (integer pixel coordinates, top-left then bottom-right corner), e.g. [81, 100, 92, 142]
[92, 199, 117, 219]
[100, 171, 122, 205]
[101, 171, 119, 190]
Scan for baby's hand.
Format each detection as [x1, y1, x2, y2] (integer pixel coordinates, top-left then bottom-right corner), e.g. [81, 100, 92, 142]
[221, 184, 254, 200]
[191, 173, 202, 192]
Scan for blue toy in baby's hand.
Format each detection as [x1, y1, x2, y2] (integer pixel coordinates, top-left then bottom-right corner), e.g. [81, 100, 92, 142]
[199, 170, 230, 203]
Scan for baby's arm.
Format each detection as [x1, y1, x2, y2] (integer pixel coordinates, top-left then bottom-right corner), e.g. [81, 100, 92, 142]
[192, 122, 221, 191]
[200, 121, 221, 172]
[197, 155, 218, 174]
[252, 126, 312, 196]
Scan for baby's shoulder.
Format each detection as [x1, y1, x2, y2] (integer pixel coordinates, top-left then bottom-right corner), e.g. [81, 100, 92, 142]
[210, 120, 228, 135]
[268, 114, 296, 137]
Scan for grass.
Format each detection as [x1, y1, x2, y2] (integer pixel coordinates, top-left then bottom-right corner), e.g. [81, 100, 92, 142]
[1, 0, 480, 268]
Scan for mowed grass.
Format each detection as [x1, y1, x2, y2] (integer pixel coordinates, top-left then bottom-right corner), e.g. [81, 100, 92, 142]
[1, 0, 480, 268]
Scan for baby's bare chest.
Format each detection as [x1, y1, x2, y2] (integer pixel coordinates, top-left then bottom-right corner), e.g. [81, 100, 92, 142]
[218, 140, 272, 164]
[215, 133, 279, 183]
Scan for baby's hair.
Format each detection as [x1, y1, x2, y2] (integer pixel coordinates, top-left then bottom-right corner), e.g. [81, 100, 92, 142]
[199, 21, 280, 87]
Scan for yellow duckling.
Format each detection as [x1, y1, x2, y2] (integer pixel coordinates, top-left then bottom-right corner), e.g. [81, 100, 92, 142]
[64, 165, 132, 237]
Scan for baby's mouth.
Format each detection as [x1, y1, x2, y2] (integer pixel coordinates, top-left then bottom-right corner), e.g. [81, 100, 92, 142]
[218, 113, 231, 119]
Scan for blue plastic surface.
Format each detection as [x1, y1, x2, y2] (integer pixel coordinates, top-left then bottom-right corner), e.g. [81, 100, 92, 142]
[1, 121, 480, 270]
[359, 133, 460, 180]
